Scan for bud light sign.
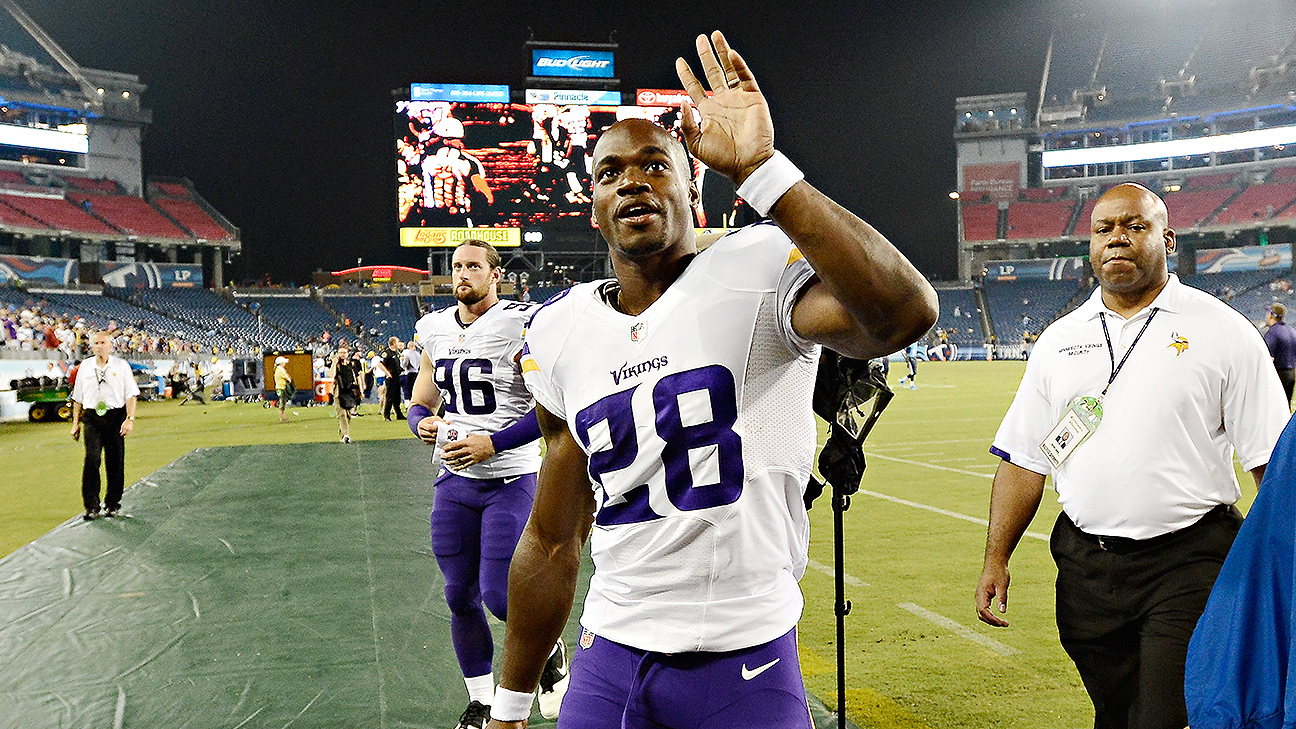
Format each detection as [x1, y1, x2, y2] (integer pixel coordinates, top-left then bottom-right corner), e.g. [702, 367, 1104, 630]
[532, 49, 615, 78]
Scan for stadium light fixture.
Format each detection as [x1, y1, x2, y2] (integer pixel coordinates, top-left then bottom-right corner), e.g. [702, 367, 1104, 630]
[1042, 123, 1296, 167]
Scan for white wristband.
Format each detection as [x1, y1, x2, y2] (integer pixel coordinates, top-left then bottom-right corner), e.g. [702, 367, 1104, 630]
[490, 687, 535, 723]
[736, 150, 804, 217]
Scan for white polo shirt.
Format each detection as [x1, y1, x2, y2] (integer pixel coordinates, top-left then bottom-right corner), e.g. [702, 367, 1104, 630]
[991, 275, 1289, 539]
[71, 356, 140, 410]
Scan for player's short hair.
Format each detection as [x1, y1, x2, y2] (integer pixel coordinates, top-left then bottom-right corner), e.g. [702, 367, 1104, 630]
[1273, 303, 1286, 320]
[456, 239, 501, 269]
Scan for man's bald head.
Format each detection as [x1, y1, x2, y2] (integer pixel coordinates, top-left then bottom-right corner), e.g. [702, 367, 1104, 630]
[1092, 183, 1169, 230]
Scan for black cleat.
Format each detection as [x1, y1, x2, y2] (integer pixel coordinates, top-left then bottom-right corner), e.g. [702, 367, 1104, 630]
[454, 700, 491, 729]
[538, 637, 569, 719]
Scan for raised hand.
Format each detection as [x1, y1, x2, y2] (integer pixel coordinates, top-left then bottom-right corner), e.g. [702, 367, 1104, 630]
[674, 31, 774, 187]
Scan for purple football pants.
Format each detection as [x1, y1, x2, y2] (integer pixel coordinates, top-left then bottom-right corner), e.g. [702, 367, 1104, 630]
[558, 626, 814, 729]
[430, 471, 537, 678]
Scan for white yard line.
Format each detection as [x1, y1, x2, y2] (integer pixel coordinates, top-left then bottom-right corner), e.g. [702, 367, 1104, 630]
[864, 451, 995, 479]
[805, 558, 868, 587]
[856, 487, 1049, 542]
[898, 602, 1019, 656]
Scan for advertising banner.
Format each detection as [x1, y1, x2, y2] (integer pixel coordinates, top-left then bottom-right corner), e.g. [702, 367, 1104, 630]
[985, 257, 1088, 281]
[100, 262, 203, 288]
[1196, 244, 1292, 274]
[0, 254, 75, 285]
[526, 89, 621, 106]
[635, 89, 711, 107]
[962, 162, 1021, 202]
[411, 83, 510, 103]
[531, 49, 615, 78]
[400, 227, 521, 248]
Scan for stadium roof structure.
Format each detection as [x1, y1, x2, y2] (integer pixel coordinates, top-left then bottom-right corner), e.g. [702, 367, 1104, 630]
[1037, 0, 1296, 128]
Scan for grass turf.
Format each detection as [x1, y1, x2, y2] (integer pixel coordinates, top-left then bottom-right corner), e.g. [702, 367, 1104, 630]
[0, 362, 1262, 728]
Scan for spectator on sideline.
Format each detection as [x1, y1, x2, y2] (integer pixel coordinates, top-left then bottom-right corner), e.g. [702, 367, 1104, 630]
[975, 182, 1288, 729]
[381, 337, 404, 421]
[333, 344, 361, 442]
[273, 356, 293, 424]
[69, 330, 139, 520]
[1265, 302, 1296, 408]
[485, 31, 936, 729]
[401, 337, 421, 402]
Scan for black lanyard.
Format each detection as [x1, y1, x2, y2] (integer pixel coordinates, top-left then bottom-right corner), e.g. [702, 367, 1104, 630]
[1098, 307, 1159, 399]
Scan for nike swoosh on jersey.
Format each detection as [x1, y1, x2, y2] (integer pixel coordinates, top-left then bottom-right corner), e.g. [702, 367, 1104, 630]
[504, 475, 522, 484]
[741, 658, 780, 681]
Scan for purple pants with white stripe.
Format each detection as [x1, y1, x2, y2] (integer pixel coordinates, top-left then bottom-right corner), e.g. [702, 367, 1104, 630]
[558, 626, 813, 728]
[430, 471, 537, 678]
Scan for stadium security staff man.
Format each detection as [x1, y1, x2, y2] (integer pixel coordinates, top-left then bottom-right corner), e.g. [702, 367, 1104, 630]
[408, 239, 567, 729]
[486, 31, 937, 729]
[1265, 302, 1296, 407]
[70, 330, 139, 520]
[975, 182, 1289, 729]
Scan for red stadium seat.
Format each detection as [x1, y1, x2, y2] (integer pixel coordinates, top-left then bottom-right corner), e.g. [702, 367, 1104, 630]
[66, 191, 189, 239]
[961, 203, 1000, 241]
[0, 192, 116, 234]
[1005, 200, 1078, 239]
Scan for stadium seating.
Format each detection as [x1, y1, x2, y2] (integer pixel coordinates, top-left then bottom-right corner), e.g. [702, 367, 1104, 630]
[1162, 188, 1236, 228]
[120, 287, 298, 351]
[933, 287, 983, 347]
[323, 295, 420, 345]
[236, 295, 338, 343]
[66, 192, 189, 239]
[148, 181, 235, 241]
[0, 192, 117, 234]
[1004, 200, 1078, 240]
[62, 176, 124, 194]
[151, 198, 233, 240]
[1213, 181, 1296, 224]
[0, 197, 51, 229]
[983, 279, 1087, 353]
[961, 203, 1000, 241]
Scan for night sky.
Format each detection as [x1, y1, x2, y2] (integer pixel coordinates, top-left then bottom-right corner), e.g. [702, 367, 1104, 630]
[15, 0, 1080, 284]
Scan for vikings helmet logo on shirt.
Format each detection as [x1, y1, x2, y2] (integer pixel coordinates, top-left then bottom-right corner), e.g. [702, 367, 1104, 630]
[1168, 333, 1189, 356]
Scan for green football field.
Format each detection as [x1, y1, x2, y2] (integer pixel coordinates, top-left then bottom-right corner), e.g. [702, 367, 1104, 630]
[0, 362, 1262, 728]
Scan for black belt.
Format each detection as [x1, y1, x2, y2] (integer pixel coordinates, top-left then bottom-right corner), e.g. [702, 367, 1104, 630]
[1075, 503, 1233, 554]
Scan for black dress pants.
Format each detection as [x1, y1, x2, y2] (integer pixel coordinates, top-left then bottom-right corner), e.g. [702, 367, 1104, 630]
[1276, 367, 1294, 407]
[1051, 505, 1241, 729]
[383, 378, 404, 420]
[82, 408, 127, 511]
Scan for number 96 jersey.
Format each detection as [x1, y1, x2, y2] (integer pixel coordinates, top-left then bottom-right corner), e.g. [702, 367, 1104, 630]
[415, 299, 542, 479]
[520, 224, 821, 653]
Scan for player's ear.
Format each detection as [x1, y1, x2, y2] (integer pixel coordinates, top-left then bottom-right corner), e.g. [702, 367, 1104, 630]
[688, 178, 699, 207]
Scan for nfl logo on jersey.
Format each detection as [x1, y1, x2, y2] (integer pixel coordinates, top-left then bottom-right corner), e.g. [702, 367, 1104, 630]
[630, 322, 645, 342]
[579, 627, 595, 650]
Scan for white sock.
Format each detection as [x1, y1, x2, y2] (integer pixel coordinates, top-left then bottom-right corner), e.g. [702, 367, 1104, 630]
[464, 673, 494, 705]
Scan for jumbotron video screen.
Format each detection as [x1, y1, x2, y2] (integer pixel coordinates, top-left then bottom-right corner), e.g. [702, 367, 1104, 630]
[395, 101, 747, 247]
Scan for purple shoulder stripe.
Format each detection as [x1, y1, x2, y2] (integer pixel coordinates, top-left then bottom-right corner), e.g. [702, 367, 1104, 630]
[989, 445, 1012, 462]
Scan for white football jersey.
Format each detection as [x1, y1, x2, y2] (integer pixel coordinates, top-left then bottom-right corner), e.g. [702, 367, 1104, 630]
[415, 299, 542, 479]
[521, 224, 821, 653]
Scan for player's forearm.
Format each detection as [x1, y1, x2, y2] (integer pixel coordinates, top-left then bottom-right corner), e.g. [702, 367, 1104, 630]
[497, 525, 582, 693]
[983, 460, 1046, 568]
[773, 181, 938, 357]
[70, 401, 82, 425]
[125, 397, 136, 420]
